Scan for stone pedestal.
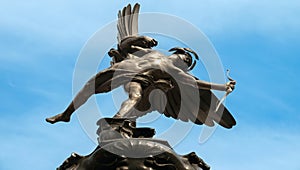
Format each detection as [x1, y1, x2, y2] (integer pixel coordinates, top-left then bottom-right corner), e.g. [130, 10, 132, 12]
[57, 118, 210, 170]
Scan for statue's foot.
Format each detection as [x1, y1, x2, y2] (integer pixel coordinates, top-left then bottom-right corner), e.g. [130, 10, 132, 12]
[46, 113, 70, 124]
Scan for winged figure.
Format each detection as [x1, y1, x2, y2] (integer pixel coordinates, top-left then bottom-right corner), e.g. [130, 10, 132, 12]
[46, 3, 236, 128]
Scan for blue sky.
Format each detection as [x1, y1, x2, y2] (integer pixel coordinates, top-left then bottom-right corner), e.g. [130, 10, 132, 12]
[1, 0, 300, 169]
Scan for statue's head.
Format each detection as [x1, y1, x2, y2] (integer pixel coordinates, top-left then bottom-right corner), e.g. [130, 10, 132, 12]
[168, 47, 199, 71]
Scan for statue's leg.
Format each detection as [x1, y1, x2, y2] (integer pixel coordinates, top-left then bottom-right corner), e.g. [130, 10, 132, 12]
[113, 82, 142, 119]
[46, 68, 132, 124]
[46, 72, 105, 124]
[46, 78, 97, 124]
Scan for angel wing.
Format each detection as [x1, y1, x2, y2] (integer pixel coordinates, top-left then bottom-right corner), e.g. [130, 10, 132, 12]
[146, 79, 236, 129]
[117, 3, 140, 42]
[109, 3, 157, 64]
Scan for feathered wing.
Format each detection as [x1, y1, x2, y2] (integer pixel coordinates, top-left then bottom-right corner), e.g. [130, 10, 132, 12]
[143, 75, 236, 129]
[117, 3, 140, 42]
[150, 84, 236, 129]
[197, 89, 236, 128]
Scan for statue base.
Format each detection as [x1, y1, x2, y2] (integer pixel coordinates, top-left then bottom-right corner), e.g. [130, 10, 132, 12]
[57, 118, 210, 170]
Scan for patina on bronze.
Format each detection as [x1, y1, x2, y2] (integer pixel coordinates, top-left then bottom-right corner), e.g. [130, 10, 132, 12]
[47, 3, 236, 170]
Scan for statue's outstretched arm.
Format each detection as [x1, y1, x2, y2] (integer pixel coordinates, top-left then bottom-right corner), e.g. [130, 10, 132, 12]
[196, 79, 235, 91]
[164, 63, 235, 92]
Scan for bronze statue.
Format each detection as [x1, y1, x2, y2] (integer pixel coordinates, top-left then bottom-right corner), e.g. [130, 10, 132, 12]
[48, 4, 237, 169]
[46, 3, 236, 128]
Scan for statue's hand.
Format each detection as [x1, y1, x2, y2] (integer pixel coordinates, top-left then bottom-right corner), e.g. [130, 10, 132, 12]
[226, 80, 236, 93]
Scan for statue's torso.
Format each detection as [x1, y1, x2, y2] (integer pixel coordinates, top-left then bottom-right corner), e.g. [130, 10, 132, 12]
[113, 51, 171, 73]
